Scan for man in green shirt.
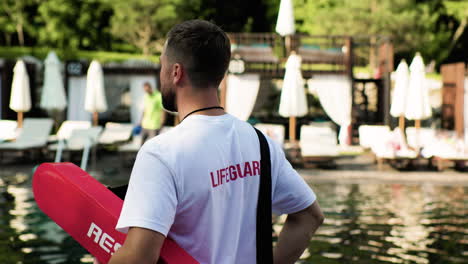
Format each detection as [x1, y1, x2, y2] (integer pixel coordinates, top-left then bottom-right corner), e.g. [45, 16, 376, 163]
[141, 82, 165, 144]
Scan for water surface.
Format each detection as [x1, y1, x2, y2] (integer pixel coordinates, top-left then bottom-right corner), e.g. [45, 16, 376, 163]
[0, 169, 466, 263]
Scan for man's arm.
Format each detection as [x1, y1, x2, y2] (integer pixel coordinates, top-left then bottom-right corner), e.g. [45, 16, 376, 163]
[108, 227, 165, 264]
[273, 201, 324, 264]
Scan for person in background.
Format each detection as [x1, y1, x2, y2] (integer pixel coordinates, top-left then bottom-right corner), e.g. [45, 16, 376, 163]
[140, 82, 165, 144]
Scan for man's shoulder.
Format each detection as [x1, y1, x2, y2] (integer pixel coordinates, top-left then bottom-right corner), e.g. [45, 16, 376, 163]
[143, 126, 180, 149]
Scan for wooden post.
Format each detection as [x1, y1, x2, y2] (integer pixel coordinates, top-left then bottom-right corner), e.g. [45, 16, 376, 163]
[378, 40, 394, 126]
[370, 36, 377, 75]
[17, 112, 23, 128]
[345, 37, 353, 79]
[92, 112, 98, 126]
[370, 0, 377, 73]
[454, 63, 465, 139]
[415, 119, 421, 150]
[289, 116, 296, 141]
[377, 157, 383, 171]
[415, 119, 421, 129]
[399, 115, 405, 132]
[441, 64, 456, 131]
[285, 35, 292, 55]
[378, 41, 394, 74]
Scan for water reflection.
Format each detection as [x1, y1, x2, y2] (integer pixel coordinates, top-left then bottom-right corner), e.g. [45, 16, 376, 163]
[0, 170, 466, 263]
[297, 183, 467, 264]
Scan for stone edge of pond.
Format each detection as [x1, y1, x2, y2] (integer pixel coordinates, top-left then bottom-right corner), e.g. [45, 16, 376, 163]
[299, 169, 468, 186]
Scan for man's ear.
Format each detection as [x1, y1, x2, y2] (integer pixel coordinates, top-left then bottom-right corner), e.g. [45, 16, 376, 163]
[172, 63, 183, 85]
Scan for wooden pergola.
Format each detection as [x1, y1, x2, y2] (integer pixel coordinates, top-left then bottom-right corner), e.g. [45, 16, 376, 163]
[220, 33, 394, 143]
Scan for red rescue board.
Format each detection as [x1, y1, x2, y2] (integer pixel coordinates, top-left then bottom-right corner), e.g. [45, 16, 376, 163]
[32, 162, 198, 264]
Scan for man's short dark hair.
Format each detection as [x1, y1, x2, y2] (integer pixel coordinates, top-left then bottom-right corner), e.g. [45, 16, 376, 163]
[165, 20, 231, 89]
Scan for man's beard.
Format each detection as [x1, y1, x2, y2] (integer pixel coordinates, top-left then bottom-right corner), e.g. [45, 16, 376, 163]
[161, 85, 178, 114]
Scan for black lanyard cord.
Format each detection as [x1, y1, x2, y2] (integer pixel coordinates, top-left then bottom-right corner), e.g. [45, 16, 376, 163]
[181, 106, 224, 122]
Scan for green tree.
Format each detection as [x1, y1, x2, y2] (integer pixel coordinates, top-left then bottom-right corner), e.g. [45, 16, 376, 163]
[0, 0, 36, 46]
[0, 9, 16, 45]
[176, 0, 279, 32]
[444, 0, 468, 51]
[293, 0, 462, 66]
[107, 0, 179, 55]
[295, 0, 436, 50]
[35, 0, 113, 51]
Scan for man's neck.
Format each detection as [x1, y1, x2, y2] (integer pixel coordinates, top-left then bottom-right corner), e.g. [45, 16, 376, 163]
[177, 87, 225, 121]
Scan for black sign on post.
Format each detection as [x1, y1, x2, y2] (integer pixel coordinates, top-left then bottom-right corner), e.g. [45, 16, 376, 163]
[67, 61, 85, 76]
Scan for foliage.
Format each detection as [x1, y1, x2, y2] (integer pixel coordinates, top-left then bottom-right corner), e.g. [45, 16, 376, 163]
[106, 0, 179, 55]
[0, 0, 37, 46]
[444, 0, 468, 22]
[0, 4, 16, 45]
[35, 0, 114, 51]
[176, 0, 279, 32]
[0, 46, 159, 63]
[443, 0, 468, 48]
[0, 0, 465, 66]
[294, 0, 467, 66]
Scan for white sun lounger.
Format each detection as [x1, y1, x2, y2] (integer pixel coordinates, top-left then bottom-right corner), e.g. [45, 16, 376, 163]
[50, 126, 103, 170]
[299, 124, 344, 168]
[254, 123, 285, 146]
[98, 122, 134, 145]
[300, 124, 340, 157]
[0, 120, 18, 142]
[358, 125, 391, 149]
[48, 120, 92, 142]
[117, 135, 143, 153]
[405, 127, 437, 150]
[363, 127, 418, 170]
[0, 118, 53, 151]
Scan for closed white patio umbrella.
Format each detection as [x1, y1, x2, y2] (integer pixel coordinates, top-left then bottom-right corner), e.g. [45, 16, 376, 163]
[390, 60, 409, 131]
[405, 53, 431, 124]
[85, 60, 107, 126]
[404, 52, 431, 149]
[9, 60, 31, 128]
[41, 51, 67, 111]
[276, 0, 295, 36]
[279, 52, 308, 141]
[276, 0, 295, 53]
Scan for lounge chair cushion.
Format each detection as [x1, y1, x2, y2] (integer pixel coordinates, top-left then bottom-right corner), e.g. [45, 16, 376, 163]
[300, 125, 340, 157]
[0, 120, 17, 141]
[358, 125, 391, 149]
[254, 124, 285, 146]
[0, 118, 53, 150]
[48, 120, 92, 142]
[99, 122, 133, 145]
[49, 126, 103, 151]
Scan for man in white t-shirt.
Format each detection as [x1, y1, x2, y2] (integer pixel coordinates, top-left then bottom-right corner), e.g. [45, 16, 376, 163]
[107, 20, 324, 264]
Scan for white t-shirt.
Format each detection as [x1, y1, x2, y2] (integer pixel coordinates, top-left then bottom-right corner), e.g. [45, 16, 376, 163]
[116, 114, 316, 264]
